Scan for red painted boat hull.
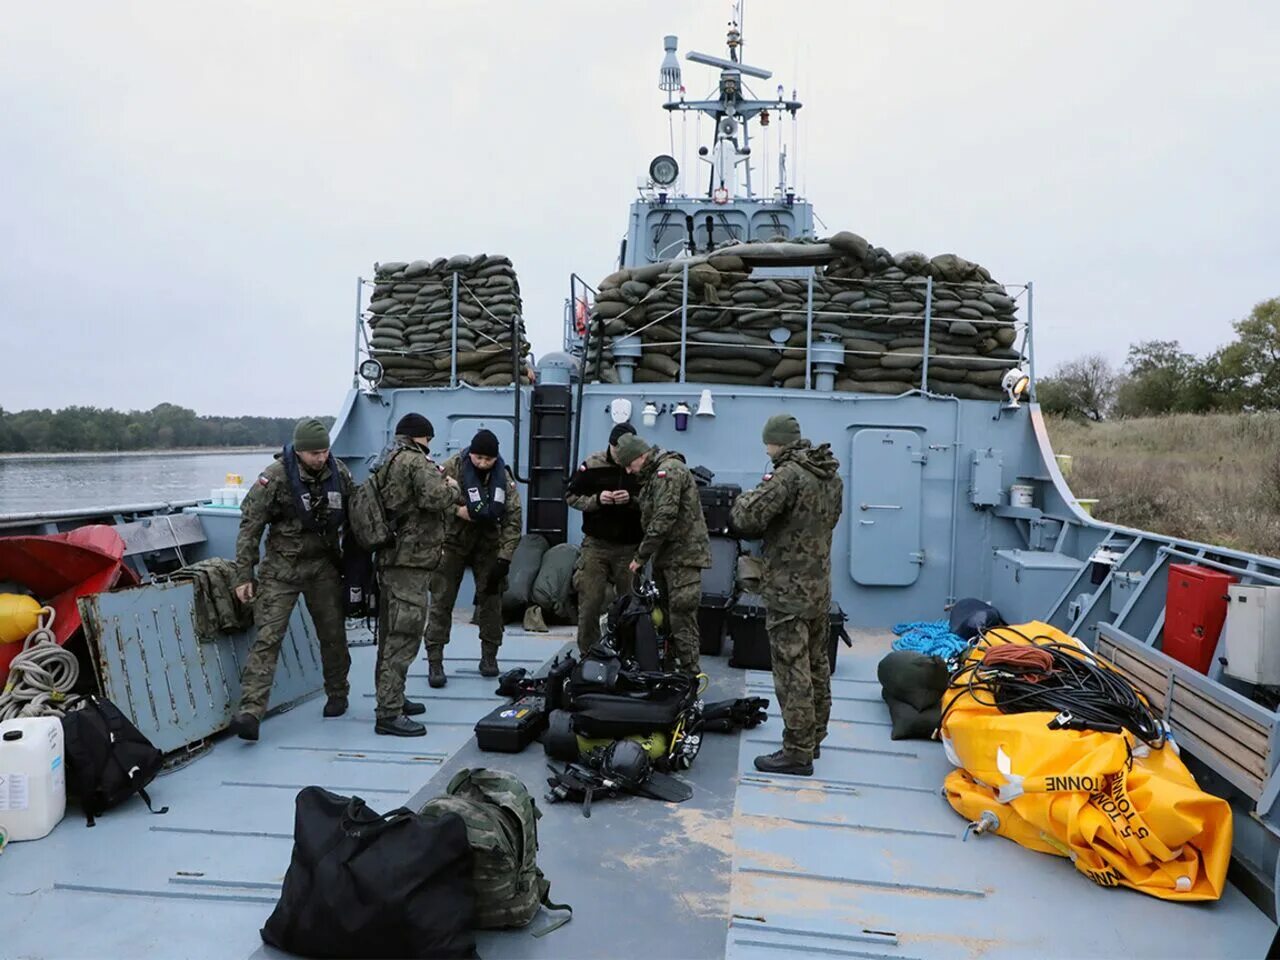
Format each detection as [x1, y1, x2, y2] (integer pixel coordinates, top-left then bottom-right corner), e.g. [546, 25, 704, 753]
[0, 526, 137, 685]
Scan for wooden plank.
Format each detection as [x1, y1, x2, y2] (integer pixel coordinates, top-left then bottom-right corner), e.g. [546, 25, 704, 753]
[1168, 703, 1269, 778]
[1171, 681, 1270, 755]
[1167, 726, 1265, 799]
[1104, 649, 1170, 710]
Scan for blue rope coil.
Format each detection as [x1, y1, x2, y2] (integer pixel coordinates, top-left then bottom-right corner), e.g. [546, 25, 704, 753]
[892, 619, 970, 661]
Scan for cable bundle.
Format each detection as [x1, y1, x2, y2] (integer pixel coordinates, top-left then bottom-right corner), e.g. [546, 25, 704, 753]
[945, 627, 1166, 748]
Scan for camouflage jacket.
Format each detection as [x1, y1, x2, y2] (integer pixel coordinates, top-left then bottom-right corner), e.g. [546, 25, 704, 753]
[377, 438, 457, 569]
[440, 453, 523, 562]
[235, 455, 353, 585]
[633, 449, 711, 570]
[730, 440, 843, 616]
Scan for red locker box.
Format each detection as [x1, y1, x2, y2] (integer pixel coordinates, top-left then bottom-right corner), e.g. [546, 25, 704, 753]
[1164, 563, 1237, 674]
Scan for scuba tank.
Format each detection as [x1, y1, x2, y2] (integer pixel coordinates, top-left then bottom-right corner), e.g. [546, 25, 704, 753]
[0, 595, 42, 645]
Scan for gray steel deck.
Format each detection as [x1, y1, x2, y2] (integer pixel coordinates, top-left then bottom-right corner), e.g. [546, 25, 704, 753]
[1, 618, 1274, 959]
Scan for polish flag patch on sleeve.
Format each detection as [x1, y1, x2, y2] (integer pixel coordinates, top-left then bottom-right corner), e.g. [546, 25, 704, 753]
[258, 474, 271, 486]
[763, 473, 773, 481]
[656, 469, 667, 479]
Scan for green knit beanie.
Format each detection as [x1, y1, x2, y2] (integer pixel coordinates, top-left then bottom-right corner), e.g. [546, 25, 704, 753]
[293, 418, 331, 452]
[614, 433, 652, 465]
[762, 413, 801, 446]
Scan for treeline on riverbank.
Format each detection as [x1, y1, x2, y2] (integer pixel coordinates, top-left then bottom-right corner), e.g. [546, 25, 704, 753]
[0, 404, 335, 453]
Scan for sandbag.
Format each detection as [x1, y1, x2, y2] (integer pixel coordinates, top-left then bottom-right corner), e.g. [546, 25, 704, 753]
[531, 543, 580, 624]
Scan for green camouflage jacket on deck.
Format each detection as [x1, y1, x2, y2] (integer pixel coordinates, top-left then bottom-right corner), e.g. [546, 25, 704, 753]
[730, 440, 844, 617]
[633, 449, 711, 570]
[440, 453, 523, 562]
[234, 455, 353, 585]
[377, 439, 457, 569]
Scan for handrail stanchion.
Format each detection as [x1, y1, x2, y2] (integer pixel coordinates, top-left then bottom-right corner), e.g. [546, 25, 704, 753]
[921, 276, 934, 391]
[1026, 281, 1036, 400]
[450, 271, 460, 388]
[353, 276, 364, 387]
[679, 262, 689, 384]
[804, 272, 815, 389]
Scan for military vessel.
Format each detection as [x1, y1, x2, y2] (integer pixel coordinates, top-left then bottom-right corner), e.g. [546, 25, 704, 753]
[2, 7, 1279, 957]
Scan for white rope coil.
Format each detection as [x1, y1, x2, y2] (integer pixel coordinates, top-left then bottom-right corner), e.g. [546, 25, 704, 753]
[0, 607, 80, 721]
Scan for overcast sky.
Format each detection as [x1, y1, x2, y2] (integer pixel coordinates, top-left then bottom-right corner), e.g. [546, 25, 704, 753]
[2, 1, 1277, 416]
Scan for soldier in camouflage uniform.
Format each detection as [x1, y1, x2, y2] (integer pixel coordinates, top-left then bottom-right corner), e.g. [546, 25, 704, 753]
[731, 414, 843, 776]
[372, 413, 459, 737]
[424, 429, 523, 684]
[565, 423, 643, 654]
[615, 433, 712, 676]
[230, 418, 353, 742]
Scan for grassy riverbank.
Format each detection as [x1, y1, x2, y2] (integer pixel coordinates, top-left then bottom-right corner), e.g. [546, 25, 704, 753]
[1046, 413, 1280, 556]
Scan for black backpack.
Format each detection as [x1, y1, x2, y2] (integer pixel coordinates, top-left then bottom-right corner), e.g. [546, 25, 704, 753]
[61, 695, 168, 826]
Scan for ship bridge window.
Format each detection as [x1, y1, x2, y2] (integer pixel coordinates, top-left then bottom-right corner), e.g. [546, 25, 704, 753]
[649, 212, 688, 262]
[698, 213, 747, 252]
[751, 211, 793, 241]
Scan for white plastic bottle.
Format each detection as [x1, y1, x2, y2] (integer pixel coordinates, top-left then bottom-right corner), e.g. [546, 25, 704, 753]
[0, 717, 67, 842]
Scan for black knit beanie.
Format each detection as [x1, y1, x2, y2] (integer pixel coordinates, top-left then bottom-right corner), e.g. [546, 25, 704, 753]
[609, 422, 637, 446]
[470, 429, 500, 457]
[396, 413, 434, 439]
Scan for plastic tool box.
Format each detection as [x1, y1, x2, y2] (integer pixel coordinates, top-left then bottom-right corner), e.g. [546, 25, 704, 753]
[698, 536, 739, 656]
[474, 696, 547, 753]
[727, 593, 849, 672]
[699, 484, 741, 535]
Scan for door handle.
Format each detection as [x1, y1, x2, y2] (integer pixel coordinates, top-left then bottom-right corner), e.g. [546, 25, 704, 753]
[859, 503, 902, 511]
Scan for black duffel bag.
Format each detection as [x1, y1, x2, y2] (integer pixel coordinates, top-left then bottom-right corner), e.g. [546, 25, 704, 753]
[261, 787, 477, 959]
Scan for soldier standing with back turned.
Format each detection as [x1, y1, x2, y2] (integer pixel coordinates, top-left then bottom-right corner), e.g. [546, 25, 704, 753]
[230, 418, 353, 742]
[372, 413, 459, 737]
[731, 414, 843, 776]
[565, 422, 643, 654]
[615, 432, 711, 677]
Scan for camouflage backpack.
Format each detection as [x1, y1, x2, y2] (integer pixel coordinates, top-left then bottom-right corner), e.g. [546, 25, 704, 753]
[347, 450, 404, 551]
[418, 768, 571, 934]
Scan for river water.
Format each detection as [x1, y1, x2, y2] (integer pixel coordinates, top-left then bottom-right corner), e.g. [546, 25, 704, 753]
[0, 450, 279, 514]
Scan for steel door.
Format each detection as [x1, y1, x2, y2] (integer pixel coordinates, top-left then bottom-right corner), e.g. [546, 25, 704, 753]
[849, 429, 924, 586]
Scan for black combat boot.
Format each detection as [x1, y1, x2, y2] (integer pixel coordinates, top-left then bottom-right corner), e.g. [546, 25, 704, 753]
[376, 715, 426, 737]
[323, 696, 348, 718]
[230, 713, 260, 742]
[428, 660, 447, 688]
[478, 647, 500, 678]
[402, 699, 426, 716]
[753, 749, 813, 776]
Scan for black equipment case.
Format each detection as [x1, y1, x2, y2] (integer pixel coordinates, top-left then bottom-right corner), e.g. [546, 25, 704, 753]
[698, 483, 741, 535]
[474, 696, 548, 753]
[727, 593, 850, 672]
[697, 535, 739, 656]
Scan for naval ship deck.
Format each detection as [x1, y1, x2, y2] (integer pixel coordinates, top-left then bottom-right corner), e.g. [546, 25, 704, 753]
[1, 612, 1273, 959]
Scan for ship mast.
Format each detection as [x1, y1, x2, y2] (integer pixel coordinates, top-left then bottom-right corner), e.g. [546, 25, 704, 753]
[661, 3, 802, 203]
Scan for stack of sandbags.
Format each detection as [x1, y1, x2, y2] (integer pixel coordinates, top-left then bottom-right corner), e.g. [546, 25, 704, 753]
[366, 255, 534, 388]
[584, 231, 1022, 401]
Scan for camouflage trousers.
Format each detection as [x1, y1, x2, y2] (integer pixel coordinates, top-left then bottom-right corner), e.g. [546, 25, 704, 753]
[238, 569, 350, 719]
[767, 609, 832, 761]
[374, 564, 431, 720]
[424, 545, 503, 661]
[573, 536, 638, 654]
[656, 565, 702, 676]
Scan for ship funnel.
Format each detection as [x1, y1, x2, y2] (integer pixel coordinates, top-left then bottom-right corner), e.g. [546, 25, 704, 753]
[660, 35, 681, 92]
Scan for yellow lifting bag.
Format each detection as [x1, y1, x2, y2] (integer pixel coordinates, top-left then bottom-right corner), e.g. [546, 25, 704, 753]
[940, 621, 1232, 901]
